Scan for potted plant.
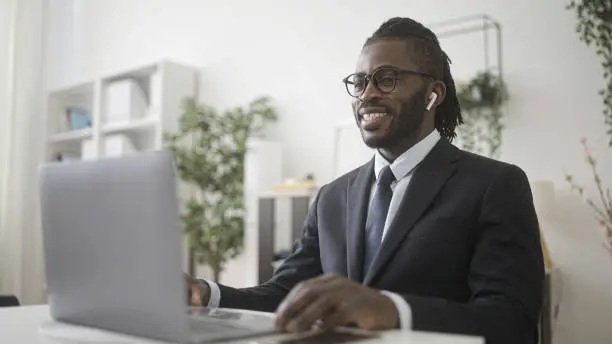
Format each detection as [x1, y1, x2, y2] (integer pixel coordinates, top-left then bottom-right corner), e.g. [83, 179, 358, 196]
[565, 138, 612, 254]
[164, 96, 278, 281]
[567, 0, 612, 145]
[565, 0, 612, 256]
[455, 70, 509, 159]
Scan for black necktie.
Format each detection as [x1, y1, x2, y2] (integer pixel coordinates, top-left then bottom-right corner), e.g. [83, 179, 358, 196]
[363, 165, 396, 276]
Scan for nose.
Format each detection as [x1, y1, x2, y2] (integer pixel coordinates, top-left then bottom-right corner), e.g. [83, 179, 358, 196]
[358, 78, 382, 102]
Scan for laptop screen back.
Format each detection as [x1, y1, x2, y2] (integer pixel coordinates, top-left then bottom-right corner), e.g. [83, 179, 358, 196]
[39, 150, 188, 343]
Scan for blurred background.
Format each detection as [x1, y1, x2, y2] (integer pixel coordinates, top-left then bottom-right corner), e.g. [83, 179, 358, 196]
[1, 0, 611, 343]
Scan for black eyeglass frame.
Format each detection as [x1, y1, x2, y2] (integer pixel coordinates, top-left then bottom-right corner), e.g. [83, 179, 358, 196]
[342, 67, 435, 98]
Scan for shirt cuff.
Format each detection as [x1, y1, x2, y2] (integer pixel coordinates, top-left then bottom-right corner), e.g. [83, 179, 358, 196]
[198, 279, 221, 308]
[381, 290, 412, 330]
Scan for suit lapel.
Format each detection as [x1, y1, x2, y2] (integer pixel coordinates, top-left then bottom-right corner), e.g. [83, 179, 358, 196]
[346, 159, 374, 282]
[363, 139, 461, 285]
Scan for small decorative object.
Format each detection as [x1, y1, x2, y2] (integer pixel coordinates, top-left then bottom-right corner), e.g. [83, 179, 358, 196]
[455, 70, 509, 159]
[81, 139, 96, 161]
[304, 173, 315, 182]
[164, 96, 278, 281]
[270, 174, 316, 191]
[104, 78, 148, 124]
[565, 137, 612, 256]
[66, 107, 91, 131]
[567, 0, 612, 146]
[103, 134, 137, 158]
[54, 151, 80, 163]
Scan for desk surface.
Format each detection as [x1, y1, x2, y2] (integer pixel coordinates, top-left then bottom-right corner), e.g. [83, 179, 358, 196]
[0, 305, 483, 344]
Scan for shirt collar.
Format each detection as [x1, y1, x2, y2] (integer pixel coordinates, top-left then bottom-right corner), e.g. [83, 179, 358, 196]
[374, 130, 441, 181]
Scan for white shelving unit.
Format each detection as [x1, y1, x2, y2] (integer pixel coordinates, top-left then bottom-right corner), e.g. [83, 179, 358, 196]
[45, 60, 200, 162]
[44, 60, 201, 274]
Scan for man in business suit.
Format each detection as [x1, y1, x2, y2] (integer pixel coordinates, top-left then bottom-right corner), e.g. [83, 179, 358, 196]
[187, 17, 544, 344]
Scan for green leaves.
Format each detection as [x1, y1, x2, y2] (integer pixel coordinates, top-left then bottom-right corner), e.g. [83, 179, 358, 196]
[164, 96, 278, 280]
[455, 70, 508, 159]
[568, 0, 612, 146]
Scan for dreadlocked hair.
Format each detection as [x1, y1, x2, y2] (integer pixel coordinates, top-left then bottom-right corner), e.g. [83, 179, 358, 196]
[364, 17, 463, 141]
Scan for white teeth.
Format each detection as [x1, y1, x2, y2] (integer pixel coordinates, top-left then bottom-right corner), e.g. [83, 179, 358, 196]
[362, 113, 387, 121]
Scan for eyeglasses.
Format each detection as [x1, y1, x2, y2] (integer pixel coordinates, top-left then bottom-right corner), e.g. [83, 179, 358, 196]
[342, 67, 435, 98]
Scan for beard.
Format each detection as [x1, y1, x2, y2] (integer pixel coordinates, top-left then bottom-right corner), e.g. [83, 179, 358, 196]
[361, 86, 429, 149]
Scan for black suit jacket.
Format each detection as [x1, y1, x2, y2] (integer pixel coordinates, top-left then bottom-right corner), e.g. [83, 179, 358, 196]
[217, 138, 545, 344]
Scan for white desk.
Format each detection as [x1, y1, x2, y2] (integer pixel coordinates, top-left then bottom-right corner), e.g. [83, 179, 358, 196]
[0, 305, 483, 344]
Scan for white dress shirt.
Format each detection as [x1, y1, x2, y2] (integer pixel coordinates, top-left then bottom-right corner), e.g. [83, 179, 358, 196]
[202, 129, 442, 331]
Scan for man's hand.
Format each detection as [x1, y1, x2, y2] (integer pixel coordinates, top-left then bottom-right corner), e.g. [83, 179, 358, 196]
[274, 274, 399, 333]
[185, 273, 210, 307]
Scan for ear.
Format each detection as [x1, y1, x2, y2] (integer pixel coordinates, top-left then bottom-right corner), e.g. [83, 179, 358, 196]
[428, 80, 446, 109]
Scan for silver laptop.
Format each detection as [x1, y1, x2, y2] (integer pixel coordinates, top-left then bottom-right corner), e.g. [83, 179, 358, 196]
[38, 150, 278, 343]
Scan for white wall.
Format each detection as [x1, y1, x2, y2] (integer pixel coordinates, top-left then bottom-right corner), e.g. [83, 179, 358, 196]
[45, 0, 612, 343]
[0, 0, 46, 304]
[0, 0, 15, 295]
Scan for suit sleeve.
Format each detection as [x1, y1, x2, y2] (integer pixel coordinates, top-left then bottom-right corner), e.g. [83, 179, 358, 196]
[210, 187, 325, 313]
[401, 164, 545, 344]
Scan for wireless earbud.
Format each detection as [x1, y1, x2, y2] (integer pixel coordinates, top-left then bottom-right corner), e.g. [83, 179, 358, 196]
[426, 92, 438, 111]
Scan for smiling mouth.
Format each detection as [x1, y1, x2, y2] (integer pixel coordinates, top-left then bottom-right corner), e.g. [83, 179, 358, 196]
[360, 112, 390, 129]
